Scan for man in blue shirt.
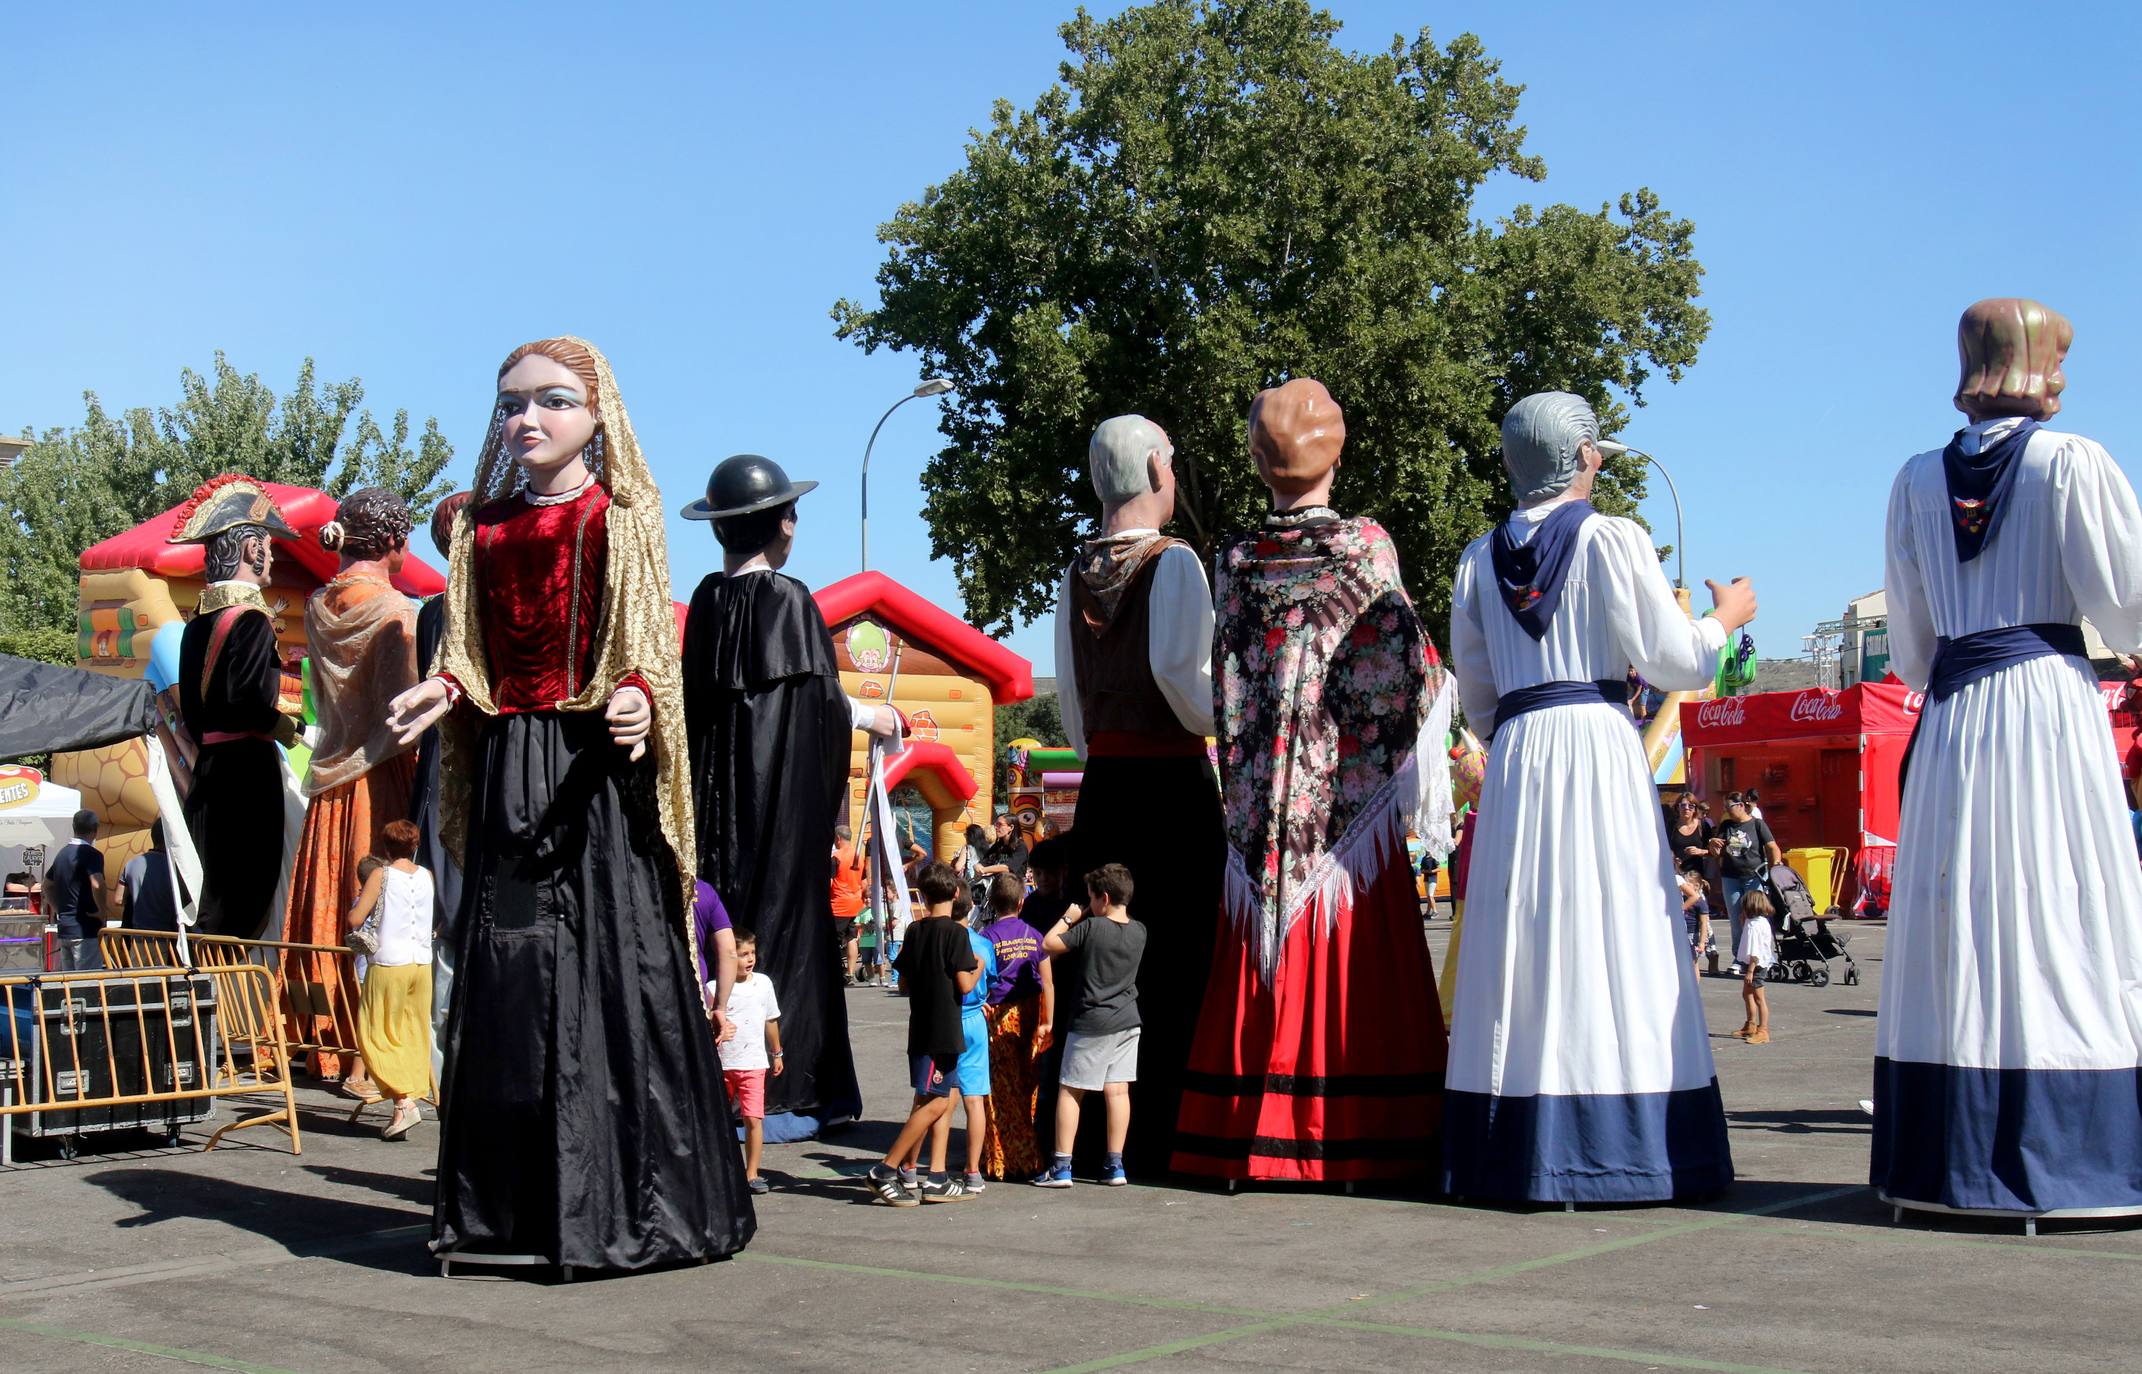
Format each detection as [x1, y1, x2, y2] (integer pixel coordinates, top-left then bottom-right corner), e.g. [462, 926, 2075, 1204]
[43, 810, 105, 971]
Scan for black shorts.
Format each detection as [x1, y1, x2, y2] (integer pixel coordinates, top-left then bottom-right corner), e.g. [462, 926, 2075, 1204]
[1745, 964, 1767, 988]
[910, 1053, 958, 1098]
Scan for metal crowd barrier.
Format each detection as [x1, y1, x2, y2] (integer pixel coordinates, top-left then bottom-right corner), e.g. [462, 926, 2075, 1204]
[0, 963, 300, 1164]
[101, 929, 362, 1085]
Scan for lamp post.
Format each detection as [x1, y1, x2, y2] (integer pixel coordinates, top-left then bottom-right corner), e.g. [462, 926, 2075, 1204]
[861, 377, 954, 572]
[1598, 439, 1685, 590]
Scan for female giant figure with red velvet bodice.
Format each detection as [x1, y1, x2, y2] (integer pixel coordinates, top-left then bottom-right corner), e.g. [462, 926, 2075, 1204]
[390, 337, 753, 1275]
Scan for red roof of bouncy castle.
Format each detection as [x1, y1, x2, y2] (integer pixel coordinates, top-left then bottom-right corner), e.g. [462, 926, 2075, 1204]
[884, 740, 981, 802]
[813, 571, 1034, 706]
[79, 481, 447, 598]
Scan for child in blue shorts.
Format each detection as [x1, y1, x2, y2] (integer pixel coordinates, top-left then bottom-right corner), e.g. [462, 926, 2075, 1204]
[867, 863, 982, 1206]
[894, 886, 997, 1192]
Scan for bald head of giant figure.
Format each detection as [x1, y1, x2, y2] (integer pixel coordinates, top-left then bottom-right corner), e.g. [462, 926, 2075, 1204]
[1089, 414, 1177, 521]
[1248, 378, 1345, 503]
[1501, 391, 1609, 505]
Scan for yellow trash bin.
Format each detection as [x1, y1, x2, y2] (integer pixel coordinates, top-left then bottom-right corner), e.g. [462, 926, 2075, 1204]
[1785, 847, 1849, 912]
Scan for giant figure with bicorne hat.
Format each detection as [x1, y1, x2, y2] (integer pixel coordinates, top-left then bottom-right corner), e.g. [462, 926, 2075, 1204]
[1049, 415, 1225, 1176]
[1872, 300, 2142, 1219]
[1442, 392, 1747, 1204]
[169, 476, 299, 940]
[682, 454, 904, 1139]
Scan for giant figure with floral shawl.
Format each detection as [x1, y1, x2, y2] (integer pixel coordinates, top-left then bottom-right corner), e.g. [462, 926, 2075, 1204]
[1173, 379, 1455, 1185]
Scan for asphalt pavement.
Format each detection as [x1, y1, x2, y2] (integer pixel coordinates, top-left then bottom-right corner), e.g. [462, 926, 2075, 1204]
[3, 918, 2137, 1374]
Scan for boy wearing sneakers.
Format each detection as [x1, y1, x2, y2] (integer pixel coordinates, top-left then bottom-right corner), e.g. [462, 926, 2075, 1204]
[1735, 890, 1777, 1045]
[715, 929, 782, 1194]
[867, 862, 982, 1206]
[1034, 863, 1147, 1188]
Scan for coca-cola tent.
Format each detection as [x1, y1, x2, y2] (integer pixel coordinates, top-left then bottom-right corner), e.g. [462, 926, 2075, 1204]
[1684, 678, 2139, 916]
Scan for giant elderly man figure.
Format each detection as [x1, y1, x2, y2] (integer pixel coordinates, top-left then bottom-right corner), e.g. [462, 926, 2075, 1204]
[1443, 392, 1751, 1204]
[169, 476, 300, 940]
[1872, 300, 2142, 1220]
[1051, 414, 1225, 1176]
[683, 454, 903, 1141]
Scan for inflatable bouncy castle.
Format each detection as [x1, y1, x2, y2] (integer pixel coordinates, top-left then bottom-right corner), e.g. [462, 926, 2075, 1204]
[816, 573, 1033, 861]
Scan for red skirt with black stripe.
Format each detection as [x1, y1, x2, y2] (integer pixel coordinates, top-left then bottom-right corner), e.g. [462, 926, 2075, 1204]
[1172, 856, 1445, 1183]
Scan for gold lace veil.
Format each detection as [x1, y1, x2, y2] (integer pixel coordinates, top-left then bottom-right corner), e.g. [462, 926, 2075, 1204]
[431, 337, 698, 950]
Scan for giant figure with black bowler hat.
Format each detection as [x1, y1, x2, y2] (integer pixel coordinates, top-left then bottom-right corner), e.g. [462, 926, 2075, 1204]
[682, 455, 904, 1141]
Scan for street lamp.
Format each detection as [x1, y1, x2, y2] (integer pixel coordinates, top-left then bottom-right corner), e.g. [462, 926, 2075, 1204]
[861, 377, 954, 572]
[1597, 439, 1684, 590]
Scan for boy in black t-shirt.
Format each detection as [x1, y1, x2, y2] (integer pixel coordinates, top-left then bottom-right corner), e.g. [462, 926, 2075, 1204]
[868, 862, 982, 1206]
[1034, 863, 1148, 1188]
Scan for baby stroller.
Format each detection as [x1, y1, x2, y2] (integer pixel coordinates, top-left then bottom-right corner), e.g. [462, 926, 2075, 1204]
[1761, 862, 1860, 988]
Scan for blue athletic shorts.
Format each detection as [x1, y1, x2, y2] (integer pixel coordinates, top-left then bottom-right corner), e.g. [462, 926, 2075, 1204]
[955, 1005, 990, 1097]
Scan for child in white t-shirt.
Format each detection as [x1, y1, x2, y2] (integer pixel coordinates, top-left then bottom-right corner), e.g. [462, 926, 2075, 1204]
[713, 929, 783, 1194]
[1734, 891, 1776, 1046]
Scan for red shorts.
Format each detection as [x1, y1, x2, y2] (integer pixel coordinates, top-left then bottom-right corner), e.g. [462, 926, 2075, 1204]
[725, 1067, 767, 1119]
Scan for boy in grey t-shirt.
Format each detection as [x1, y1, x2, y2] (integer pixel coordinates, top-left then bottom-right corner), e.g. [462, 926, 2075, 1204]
[1033, 863, 1147, 1188]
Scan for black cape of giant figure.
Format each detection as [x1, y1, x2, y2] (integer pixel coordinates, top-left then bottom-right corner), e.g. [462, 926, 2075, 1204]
[176, 603, 286, 939]
[683, 569, 860, 1133]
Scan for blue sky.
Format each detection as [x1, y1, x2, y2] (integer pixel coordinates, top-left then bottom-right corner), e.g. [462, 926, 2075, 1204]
[8, 2, 2139, 675]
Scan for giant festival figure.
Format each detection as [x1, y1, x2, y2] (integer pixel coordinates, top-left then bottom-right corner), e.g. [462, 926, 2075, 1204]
[681, 453, 903, 1139]
[1442, 392, 1744, 1203]
[1871, 300, 2142, 1219]
[170, 477, 300, 940]
[1173, 379, 1456, 1185]
[1050, 414, 1225, 1175]
[284, 487, 420, 1084]
[387, 337, 753, 1273]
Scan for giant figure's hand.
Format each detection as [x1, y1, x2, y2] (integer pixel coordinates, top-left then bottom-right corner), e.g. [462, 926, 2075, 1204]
[1705, 577, 1758, 634]
[606, 684, 651, 761]
[387, 677, 453, 747]
[864, 705, 903, 740]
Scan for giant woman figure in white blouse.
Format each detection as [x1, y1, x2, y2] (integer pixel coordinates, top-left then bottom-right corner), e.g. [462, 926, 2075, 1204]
[1873, 299, 2142, 1219]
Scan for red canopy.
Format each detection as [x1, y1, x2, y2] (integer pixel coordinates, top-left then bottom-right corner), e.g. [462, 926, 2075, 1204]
[79, 481, 446, 598]
[1681, 681, 1919, 747]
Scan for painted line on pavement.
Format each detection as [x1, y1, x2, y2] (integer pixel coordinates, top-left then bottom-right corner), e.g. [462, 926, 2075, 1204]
[1036, 1185, 1864, 1373]
[0, 1316, 305, 1373]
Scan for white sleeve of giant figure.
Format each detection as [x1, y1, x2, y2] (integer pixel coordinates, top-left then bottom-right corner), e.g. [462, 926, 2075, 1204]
[1053, 565, 1087, 760]
[1601, 517, 1725, 692]
[847, 695, 907, 758]
[1408, 672, 1458, 860]
[2056, 434, 2142, 655]
[1447, 543, 1501, 740]
[1148, 544, 1217, 740]
[1882, 464, 1937, 691]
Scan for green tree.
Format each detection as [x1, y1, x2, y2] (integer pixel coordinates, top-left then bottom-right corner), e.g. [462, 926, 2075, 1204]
[834, 0, 1707, 638]
[0, 354, 455, 634]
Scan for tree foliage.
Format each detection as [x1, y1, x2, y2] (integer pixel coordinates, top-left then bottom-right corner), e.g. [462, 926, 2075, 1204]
[834, 0, 1708, 638]
[0, 353, 454, 634]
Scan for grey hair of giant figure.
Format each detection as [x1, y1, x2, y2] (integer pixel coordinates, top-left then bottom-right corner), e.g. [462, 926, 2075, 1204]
[1501, 392, 1609, 504]
[1088, 415, 1174, 508]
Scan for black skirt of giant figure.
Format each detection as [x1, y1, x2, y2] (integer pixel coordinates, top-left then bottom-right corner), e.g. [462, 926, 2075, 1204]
[433, 711, 755, 1269]
[177, 602, 286, 939]
[684, 569, 859, 1131]
[1067, 756, 1224, 1174]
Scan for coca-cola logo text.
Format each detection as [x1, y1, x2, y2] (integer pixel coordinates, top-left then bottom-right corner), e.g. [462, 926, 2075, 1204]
[1694, 698, 1745, 729]
[1788, 690, 1845, 724]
